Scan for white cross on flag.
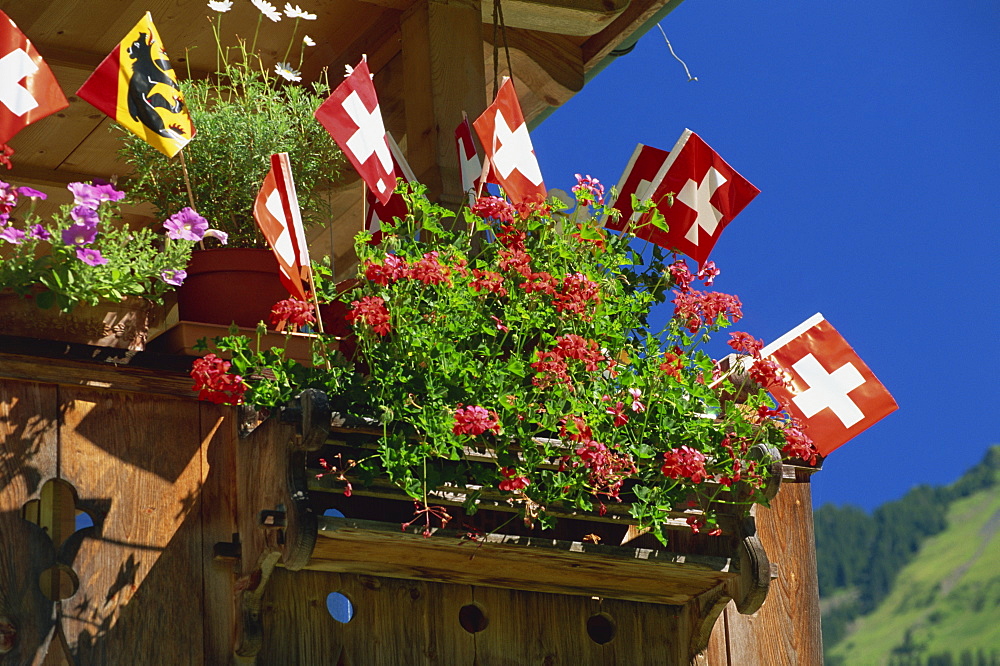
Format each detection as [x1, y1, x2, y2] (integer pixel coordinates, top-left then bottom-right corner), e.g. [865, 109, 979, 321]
[314, 57, 396, 205]
[454, 116, 482, 206]
[254, 153, 311, 302]
[633, 129, 759, 267]
[472, 78, 545, 205]
[364, 132, 415, 245]
[762, 313, 898, 457]
[0, 10, 68, 146]
[605, 143, 670, 231]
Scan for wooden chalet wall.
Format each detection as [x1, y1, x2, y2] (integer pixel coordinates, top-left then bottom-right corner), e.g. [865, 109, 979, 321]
[0, 339, 822, 665]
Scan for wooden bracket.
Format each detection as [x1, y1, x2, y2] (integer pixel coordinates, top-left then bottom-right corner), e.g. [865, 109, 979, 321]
[228, 390, 330, 662]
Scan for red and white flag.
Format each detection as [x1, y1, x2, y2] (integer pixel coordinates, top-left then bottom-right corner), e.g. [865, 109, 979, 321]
[364, 133, 414, 245]
[455, 116, 482, 206]
[605, 143, 670, 231]
[0, 10, 68, 146]
[314, 57, 396, 205]
[761, 313, 898, 456]
[633, 129, 759, 267]
[472, 78, 545, 205]
[254, 153, 310, 301]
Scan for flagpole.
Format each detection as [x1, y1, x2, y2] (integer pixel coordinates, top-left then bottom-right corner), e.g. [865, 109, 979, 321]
[177, 148, 205, 250]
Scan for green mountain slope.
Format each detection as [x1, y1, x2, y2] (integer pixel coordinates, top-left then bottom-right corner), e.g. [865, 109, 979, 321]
[817, 446, 1000, 666]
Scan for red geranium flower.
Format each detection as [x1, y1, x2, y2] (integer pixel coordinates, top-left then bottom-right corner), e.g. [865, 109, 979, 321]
[452, 405, 501, 436]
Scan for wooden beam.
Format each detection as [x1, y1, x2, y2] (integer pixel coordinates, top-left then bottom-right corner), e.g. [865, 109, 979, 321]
[401, 0, 488, 206]
[583, 0, 681, 66]
[481, 0, 630, 36]
[483, 27, 584, 108]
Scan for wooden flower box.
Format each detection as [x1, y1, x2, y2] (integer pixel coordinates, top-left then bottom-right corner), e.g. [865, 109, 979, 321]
[225, 391, 776, 653]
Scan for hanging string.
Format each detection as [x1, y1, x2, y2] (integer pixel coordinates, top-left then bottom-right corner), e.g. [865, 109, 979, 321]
[656, 23, 698, 83]
[492, 0, 514, 98]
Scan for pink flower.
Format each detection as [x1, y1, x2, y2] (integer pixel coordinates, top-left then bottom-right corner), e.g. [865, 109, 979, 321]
[452, 405, 501, 436]
[190, 353, 247, 405]
[0, 227, 25, 244]
[164, 207, 208, 241]
[76, 248, 107, 266]
[471, 196, 516, 224]
[661, 446, 708, 484]
[160, 269, 187, 286]
[628, 387, 645, 413]
[498, 467, 530, 491]
[347, 295, 392, 335]
[697, 261, 720, 286]
[728, 331, 764, 358]
[571, 173, 605, 205]
[605, 401, 628, 426]
[67, 181, 124, 209]
[270, 299, 316, 330]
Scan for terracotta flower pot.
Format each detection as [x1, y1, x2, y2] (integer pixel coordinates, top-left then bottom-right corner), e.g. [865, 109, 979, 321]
[175, 248, 288, 329]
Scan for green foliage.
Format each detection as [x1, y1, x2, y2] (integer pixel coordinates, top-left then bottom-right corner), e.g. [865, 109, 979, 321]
[118, 6, 344, 247]
[818, 445, 1000, 664]
[0, 183, 198, 312]
[207, 184, 817, 535]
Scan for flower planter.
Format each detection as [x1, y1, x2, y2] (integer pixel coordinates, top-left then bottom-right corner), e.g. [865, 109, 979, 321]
[175, 248, 288, 329]
[0, 289, 171, 350]
[227, 391, 774, 617]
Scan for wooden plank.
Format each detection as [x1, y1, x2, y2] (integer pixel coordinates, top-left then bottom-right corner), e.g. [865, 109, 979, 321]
[719, 481, 823, 665]
[198, 403, 239, 665]
[481, 0, 630, 36]
[483, 27, 584, 108]
[309, 516, 735, 605]
[471, 585, 602, 664]
[0, 340, 196, 399]
[582, 0, 681, 67]
[600, 596, 688, 664]
[56, 387, 206, 664]
[0, 379, 59, 663]
[261, 571, 476, 664]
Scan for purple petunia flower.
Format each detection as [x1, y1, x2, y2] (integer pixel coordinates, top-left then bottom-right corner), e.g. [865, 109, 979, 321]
[0, 212, 8, 226]
[203, 228, 228, 245]
[76, 248, 108, 266]
[62, 222, 98, 246]
[163, 207, 208, 241]
[67, 181, 125, 209]
[70, 205, 99, 226]
[0, 227, 25, 244]
[18, 186, 47, 200]
[28, 224, 51, 240]
[160, 268, 187, 286]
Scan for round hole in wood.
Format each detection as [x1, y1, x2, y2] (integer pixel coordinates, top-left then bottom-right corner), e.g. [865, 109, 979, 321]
[586, 613, 616, 645]
[39, 564, 79, 601]
[459, 603, 488, 633]
[326, 592, 354, 623]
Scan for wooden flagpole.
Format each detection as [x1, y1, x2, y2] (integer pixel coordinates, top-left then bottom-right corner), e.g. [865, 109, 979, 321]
[177, 148, 205, 249]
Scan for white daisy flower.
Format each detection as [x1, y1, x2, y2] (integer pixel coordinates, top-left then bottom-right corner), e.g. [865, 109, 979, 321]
[275, 62, 302, 82]
[283, 3, 317, 19]
[303, 35, 316, 46]
[251, 0, 282, 21]
[207, 0, 233, 12]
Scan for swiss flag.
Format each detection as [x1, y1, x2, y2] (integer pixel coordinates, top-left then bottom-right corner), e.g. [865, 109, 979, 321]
[605, 143, 669, 231]
[635, 129, 759, 267]
[0, 10, 69, 146]
[364, 133, 415, 245]
[315, 57, 396, 205]
[455, 116, 482, 206]
[472, 78, 545, 205]
[762, 313, 898, 456]
[254, 153, 311, 301]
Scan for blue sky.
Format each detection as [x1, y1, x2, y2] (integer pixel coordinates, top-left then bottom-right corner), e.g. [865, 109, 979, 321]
[532, 0, 1000, 510]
